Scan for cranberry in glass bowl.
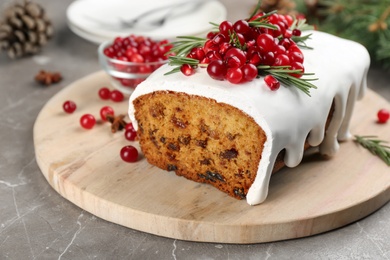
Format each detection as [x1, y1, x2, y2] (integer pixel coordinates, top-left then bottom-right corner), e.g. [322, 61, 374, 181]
[98, 35, 171, 95]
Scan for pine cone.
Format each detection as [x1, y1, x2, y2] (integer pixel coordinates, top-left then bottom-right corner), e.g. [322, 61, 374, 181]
[0, 0, 53, 59]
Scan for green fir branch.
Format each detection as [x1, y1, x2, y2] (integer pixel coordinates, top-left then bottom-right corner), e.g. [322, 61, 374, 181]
[354, 135, 390, 166]
[307, 0, 390, 69]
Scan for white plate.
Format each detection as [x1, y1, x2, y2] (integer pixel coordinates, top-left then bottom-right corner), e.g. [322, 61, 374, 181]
[67, 20, 110, 44]
[67, 0, 227, 42]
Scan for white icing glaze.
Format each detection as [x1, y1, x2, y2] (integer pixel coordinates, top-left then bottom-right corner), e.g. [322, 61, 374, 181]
[128, 30, 370, 205]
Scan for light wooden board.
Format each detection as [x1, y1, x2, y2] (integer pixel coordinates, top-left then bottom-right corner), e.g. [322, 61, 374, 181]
[33, 71, 390, 244]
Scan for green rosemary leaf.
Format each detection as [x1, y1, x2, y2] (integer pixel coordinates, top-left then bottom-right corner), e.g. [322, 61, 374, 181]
[248, 0, 263, 20]
[167, 36, 207, 57]
[229, 31, 245, 50]
[251, 10, 278, 21]
[209, 21, 220, 30]
[263, 68, 318, 96]
[354, 135, 390, 166]
[168, 56, 199, 66]
[164, 67, 182, 76]
[165, 56, 200, 75]
[248, 21, 278, 30]
[290, 18, 314, 32]
[175, 36, 207, 41]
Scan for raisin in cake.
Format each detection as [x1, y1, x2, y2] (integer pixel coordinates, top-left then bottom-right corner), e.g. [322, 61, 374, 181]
[128, 30, 370, 205]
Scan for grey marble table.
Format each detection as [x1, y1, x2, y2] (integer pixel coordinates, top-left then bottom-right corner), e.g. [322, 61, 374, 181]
[0, 0, 389, 259]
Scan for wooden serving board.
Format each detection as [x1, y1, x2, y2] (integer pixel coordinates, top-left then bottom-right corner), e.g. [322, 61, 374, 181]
[34, 71, 390, 244]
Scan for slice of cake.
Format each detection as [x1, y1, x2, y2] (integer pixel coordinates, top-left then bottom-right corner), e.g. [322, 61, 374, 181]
[128, 26, 370, 205]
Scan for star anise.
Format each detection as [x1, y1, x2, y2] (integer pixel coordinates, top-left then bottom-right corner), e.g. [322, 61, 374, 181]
[106, 114, 127, 133]
[35, 70, 62, 86]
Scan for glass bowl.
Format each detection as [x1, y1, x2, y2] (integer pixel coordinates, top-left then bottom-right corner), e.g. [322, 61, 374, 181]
[98, 41, 168, 95]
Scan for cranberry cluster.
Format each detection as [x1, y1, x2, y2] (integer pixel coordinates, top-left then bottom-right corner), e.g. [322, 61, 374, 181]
[104, 35, 171, 62]
[103, 35, 172, 88]
[181, 13, 305, 89]
[62, 86, 139, 162]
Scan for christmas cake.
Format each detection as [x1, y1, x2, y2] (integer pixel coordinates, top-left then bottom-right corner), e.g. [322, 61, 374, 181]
[128, 22, 370, 205]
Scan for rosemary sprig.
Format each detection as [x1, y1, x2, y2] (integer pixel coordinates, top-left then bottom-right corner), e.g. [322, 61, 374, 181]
[165, 56, 200, 75]
[290, 18, 314, 49]
[166, 36, 206, 57]
[163, 4, 318, 96]
[258, 65, 317, 96]
[248, 0, 263, 20]
[354, 135, 390, 166]
[248, 10, 278, 30]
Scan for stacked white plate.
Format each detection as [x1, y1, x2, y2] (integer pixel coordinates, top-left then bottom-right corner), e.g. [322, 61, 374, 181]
[66, 0, 227, 44]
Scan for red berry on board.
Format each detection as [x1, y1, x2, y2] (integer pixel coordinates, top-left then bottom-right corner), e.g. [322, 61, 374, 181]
[100, 106, 115, 121]
[98, 87, 111, 100]
[124, 129, 137, 141]
[377, 109, 389, 123]
[264, 75, 280, 91]
[63, 100, 77, 114]
[110, 90, 124, 102]
[125, 123, 136, 131]
[120, 145, 138, 162]
[80, 114, 96, 129]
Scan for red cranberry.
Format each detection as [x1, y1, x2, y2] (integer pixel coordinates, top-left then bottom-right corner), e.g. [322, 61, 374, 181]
[274, 54, 290, 67]
[100, 106, 114, 121]
[257, 33, 276, 53]
[80, 114, 96, 129]
[110, 90, 124, 102]
[233, 19, 250, 35]
[63, 100, 77, 114]
[124, 129, 137, 141]
[264, 75, 280, 91]
[207, 60, 227, 81]
[225, 48, 246, 66]
[98, 87, 111, 100]
[377, 109, 390, 123]
[120, 145, 138, 162]
[241, 63, 258, 82]
[290, 61, 305, 78]
[180, 64, 195, 76]
[226, 67, 243, 84]
[219, 20, 233, 37]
